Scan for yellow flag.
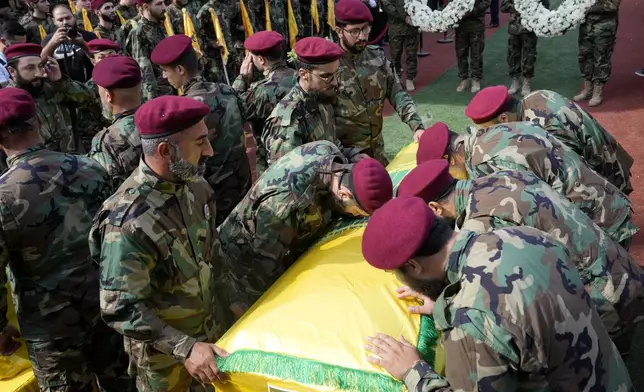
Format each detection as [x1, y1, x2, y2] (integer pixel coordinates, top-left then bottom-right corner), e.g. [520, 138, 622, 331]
[116, 10, 126, 25]
[163, 17, 175, 36]
[286, 0, 298, 48]
[208, 8, 229, 64]
[239, 0, 254, 38]
[327, 0, 335, 29]
[311, 0, 319, 34]
[264, 0, 272, 31]
[178, 88, 183, 95]
[182, 8, 202, 57]
[68, 0, 76, 14]
[95, 30, 102, 38]
[82, 8, 93, 31]
[38, 25, 46, 41]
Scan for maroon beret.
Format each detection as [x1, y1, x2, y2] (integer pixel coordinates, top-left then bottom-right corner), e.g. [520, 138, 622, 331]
[416, 122, 450, 165]
[87, 38, 120, 53]
[91, 0, 110, 11]
[294, 37, 345, 65]
[93, 55, 141, 90]
[349, 158, 393, 214]
[335, 0, 373, 23]
[244, 31, 284, 55]
[4, 43, 42, 62]
[135, 0, 151, 5]
[135, 96, 210, 139]
[465, 85, 510, 124]
[151, 35, 193, 66]
[362, 196, 435, 270]
[397, 160, 454, 202]
[0, 88, 37, 128]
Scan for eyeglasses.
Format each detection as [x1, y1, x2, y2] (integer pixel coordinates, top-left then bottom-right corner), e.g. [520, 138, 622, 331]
[309, 70, 338, 83]
[342, 26, 372, 38]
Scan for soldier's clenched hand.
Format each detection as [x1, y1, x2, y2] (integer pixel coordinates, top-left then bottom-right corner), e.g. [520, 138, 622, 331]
[396, 286, 436, 315]
[185, 342, 230, 384]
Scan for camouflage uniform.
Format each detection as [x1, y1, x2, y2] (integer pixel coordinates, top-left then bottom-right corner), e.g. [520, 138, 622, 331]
[182, 76, 252, 226]
[166, 1, 203, 35]
[89, 160, 237, 392]
[119, 14, 142, 51]
[501, 0, 548, 78]
[88, 108, 142, 188]
[455, 0, 490, 81]
[335, 47, 424, 165]
[578, 0, 620, 85]
[196, 1, 239, 84]
[125, 17, 174, 101]
[0, 146, 134, 392]
[115, 3, 138, 22]
[7, 77, 104, 154]
[19, 13, 55, 44]
[462, 121, 638, 246]
[453, 170, 644, 341]
[94, 22, 123, 44]
[381, 0, 419, 80]
[76, 8, 100, 30]
[232, 61, 297, 174]
[218, 141, 346, 302]
[519, 89, 633, 194]
[262, 83, 345, 165]
[403, 226, 635, 391]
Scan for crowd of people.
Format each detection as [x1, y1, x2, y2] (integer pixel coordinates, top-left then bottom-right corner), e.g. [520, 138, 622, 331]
[0, 0, 639, 390]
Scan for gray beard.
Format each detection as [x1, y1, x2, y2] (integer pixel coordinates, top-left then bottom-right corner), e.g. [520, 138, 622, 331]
[169, 144, 206, 182]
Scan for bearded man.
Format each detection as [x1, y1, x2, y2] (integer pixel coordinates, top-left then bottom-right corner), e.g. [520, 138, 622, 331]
[93, 0, 122, 43]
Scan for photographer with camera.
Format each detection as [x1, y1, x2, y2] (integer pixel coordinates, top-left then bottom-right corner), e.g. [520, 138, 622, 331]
[41, 3, 97, 83]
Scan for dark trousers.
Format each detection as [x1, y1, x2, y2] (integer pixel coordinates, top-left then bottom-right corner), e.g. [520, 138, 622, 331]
[489, 0, 499, 25]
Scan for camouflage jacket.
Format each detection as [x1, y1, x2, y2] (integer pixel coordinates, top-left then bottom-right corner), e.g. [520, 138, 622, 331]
[120, 14, 142, 52]
[116, 3, 138, 22]
[76, 8, 100, 30]
[262, 83, 343, 165]
[519, 89, 633, 194]
[19, 13, 55, 44]
[125, 17, 174, 101]
[587, 0, 620, 15]
[453, 170, 644, 336]
[218, 141, 345, 301]
[89, 160, 236, 369]
[404, 226, 635, 392]
[501, 0, 549, 34]
[335, 47, 423, 165]
[196, 0, 234, 59]
[88, 108, 142, 188]
[8, 77, 104, 154]
[166, 1, 203, 35]
[459, 0, 490, 25]
[181, 76, 251, 225]
[463, 121, 638, 244]
[0, 146, 112, 341]
[94, 22, 123, 44]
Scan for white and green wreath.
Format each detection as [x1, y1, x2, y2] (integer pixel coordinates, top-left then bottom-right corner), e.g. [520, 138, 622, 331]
[404, 0, 475, 33]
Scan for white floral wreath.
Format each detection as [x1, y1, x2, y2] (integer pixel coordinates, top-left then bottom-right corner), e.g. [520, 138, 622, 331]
[404, 0, 476, 33]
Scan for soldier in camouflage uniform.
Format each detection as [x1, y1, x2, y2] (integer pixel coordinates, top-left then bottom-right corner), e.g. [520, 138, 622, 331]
[466, 86, 634, 194]
[20, 0, 55, 44]
[92, 0, 123, 43]
[88, 56, 143, 188]
[89, 96, 238, 392]
[362, 197, 635, 391]
[125, 0, 174, 101]
[116, 0, 138, 21]
[381, 0, 418, 91]
[165, 0, 202, 34]
[416, 121, 638, 247]
[85, 38, 120, 122]
[398, 160, 644, 353]
[501, 0, 549, 95]
[152, 35, 251, 225]
[454, 0, 490, 93]
[573, 0, 621, 107]
[234, 31, 296, 174]
[195, 0, 231, 84]
[218, 141, 392, 303]
[5, 43, 105, 153]
[0, 88, 135, 392]
[333, 0, 424, 166]
[75, 0, 101, 29]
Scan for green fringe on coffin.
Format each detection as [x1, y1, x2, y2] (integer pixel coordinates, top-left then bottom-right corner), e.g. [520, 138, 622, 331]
[216, 315, 440, 391]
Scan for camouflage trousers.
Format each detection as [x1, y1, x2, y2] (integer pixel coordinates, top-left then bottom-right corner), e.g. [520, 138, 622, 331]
[507, 31, 538, 78]
[26, 322, 135, 392]
[389, 24, 419, 80]
[578, 14, 618, 84]
[455, 22, 486, 80]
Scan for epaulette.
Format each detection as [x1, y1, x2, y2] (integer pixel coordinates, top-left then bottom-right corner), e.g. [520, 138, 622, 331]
[366, 44, 385, 54]
[104, 188, 149, 228]
[278, 104, 297, 127]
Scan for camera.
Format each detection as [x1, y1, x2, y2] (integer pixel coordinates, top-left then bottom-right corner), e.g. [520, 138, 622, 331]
[63, 24, 79, 39]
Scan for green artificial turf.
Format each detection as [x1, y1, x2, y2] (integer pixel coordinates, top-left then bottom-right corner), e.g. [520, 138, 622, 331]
[381, 16, 644, 390]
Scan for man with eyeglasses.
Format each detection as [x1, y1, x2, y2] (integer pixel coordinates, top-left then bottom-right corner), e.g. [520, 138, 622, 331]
[263, 37, 367, 166]
[332, 0, 424, 166]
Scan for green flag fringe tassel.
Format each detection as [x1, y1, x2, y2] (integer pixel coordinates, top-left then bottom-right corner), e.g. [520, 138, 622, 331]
[216, 316, 440, 391]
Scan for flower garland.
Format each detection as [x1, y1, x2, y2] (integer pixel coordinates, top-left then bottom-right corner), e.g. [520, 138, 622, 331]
[514, 0, 597, 37]
[403, 0, 475, 33]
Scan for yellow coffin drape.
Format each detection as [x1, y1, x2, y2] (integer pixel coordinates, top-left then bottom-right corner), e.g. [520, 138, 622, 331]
[213, 142, 444, 392]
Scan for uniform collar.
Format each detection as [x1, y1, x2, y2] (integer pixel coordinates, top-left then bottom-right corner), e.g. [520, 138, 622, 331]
[453, 180, 472, 229]
[142, 17, 162, 27]
[265, 61, 289, 76]
[181, 76, 206, 95]
[112, 106, 139, 123]
[295, 82, 323, 112]
[6, 144, 47, 168]
[135, 159, 186, 195]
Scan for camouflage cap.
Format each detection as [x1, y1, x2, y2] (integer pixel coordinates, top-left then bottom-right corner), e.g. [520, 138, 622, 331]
[87, 38, 120, 53]
[0, 88, 37, 128]
[335, 0, 374, 24]
[244, 31, 284, 55]
[362, 197, 434, 270]
[397, 160, 454, 202]
[349, 158, 393, 213]
[4, 43, 42, 62]
[294, 37, 344, 65]
[93, 55, 141, 89]
[416, 122, 450, 165]
[151, 35, 193, 65]
[465, 85, 510, 124]
[135, 96, 210, 139]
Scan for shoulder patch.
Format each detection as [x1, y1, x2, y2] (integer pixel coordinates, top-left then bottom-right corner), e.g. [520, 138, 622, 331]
[104, 188, 150, 228]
